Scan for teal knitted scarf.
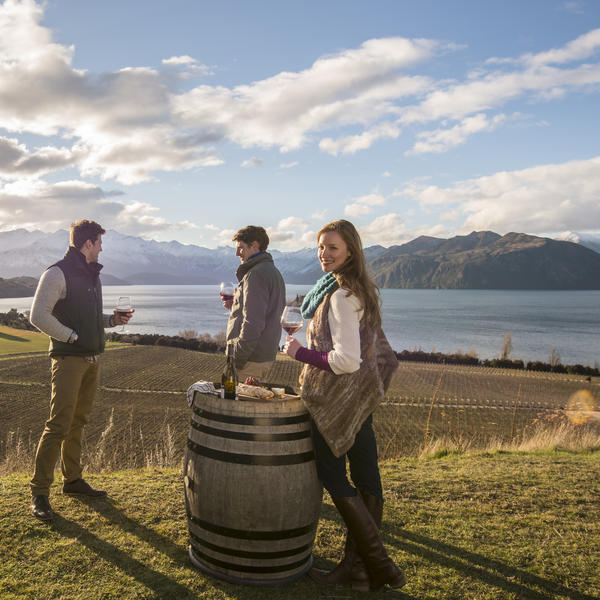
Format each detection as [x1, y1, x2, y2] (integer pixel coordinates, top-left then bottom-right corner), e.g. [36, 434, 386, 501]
[301, 272, 339, 318]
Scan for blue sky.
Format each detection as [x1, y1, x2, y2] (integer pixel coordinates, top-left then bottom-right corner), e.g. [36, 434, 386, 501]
[1, 0, 599, 249]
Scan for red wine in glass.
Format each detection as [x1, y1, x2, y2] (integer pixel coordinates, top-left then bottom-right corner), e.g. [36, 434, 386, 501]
[219, 282, 236, 312]
[115, 296, 133, 333]
[282, 322, 302, 336]
[280, 306, 303, 342]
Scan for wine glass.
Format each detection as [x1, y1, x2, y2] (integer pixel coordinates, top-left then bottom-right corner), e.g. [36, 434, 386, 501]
[115, 296, 133, 333]
[281, 306, 303, 337]
[219, 282, 236, 313]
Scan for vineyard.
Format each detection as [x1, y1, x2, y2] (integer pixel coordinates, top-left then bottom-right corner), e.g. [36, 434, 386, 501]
[1, 345, 598, 471]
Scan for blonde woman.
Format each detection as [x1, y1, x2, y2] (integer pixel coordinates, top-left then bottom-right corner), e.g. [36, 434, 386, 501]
[284, 220, 405, 592]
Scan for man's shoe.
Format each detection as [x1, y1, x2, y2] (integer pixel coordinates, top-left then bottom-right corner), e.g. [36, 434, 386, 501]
[62, 478, 107, 497]
[31, 495, 54, 520]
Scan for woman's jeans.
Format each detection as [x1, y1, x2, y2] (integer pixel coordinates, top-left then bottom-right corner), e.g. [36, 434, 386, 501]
[310, 414, 383, 500]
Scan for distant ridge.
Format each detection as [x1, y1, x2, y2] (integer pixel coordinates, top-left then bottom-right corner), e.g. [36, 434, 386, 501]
[0, 228, 599, 290]
[0, 276, 38, 298]
[369, 231, 600, 289]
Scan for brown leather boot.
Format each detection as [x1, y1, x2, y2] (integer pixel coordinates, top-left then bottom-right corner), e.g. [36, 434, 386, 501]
[308, 532, 370, 591]
[333, 494, 406, 591]
[308, 534, 355, 586]
[347, 489, 385, 591]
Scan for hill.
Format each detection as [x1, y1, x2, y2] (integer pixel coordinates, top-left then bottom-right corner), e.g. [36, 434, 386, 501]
[370, 231, 600, 289]
[0, 276, 38, 298]
[1, 228, 599, 289]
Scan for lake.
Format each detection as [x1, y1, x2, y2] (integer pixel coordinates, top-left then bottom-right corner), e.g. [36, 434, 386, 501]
[2, 285, 598, 366]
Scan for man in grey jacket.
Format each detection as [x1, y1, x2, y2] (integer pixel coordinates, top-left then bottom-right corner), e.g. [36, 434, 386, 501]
[224, 225, 285, 381]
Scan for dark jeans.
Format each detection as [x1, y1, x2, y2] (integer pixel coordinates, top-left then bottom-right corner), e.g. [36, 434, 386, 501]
[310, 414, 383, 500]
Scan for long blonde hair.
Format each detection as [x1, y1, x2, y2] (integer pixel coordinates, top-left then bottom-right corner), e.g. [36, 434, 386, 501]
[318, 219, 381, 329]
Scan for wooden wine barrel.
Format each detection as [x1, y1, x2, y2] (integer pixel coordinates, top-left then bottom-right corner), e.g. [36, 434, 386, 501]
[184, 391, 323, 586]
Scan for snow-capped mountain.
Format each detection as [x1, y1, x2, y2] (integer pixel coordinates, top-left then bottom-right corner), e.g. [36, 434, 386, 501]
[0, 229, 321, 283]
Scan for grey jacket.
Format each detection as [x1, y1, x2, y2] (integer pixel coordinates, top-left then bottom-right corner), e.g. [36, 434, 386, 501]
[226, 252, 286, 368]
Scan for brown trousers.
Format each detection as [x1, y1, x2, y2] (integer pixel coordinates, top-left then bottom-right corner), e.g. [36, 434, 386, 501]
[30, 356, 100, 496]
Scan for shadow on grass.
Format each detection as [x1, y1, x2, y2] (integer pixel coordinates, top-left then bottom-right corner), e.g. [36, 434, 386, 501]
[69, 497, 416, 599]
[49, 512, 197, 599]
[74, 495, 188, 565]
[316, 505, 595, 600]
[390, 527, 595, 600]
[0, 331, 29, 342]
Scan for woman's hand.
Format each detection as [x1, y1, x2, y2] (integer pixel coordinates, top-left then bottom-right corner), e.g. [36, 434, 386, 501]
[283, 336, 303, 358]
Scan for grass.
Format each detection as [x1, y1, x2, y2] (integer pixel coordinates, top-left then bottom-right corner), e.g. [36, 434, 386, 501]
[1, 332, 599, 598]
[1, 451, 599, 599]
[0, 325, 126, 357]
[0, 325, 49, 355]
[1, 342, 599, 471]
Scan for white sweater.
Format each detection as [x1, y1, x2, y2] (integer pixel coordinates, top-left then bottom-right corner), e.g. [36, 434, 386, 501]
[309, 288, 363, 375]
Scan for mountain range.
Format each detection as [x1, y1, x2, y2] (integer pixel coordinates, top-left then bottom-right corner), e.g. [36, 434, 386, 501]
[0, 228, 599, 294]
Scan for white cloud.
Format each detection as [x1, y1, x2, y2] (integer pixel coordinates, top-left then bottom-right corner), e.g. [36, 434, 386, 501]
[0, 1, 599, 196]
[162, 55, 197, 66]
[280, 161, 299, 169]
[320, 122, 400, 156]
[400, 30, 600, 127]
[263, 216, 313, 248]
[299, 230, 318, 246]
[382, 171, 391, 177]
[267, 229, 295, 243]
[0, 136, 81, 177]
[162, 55, 213, 78]
[175, 38, 437, 152]
[277, 216, 310, 229]
[0, 177, 196, 236]
[401, 156, 600, 234]
[359, 213, 406, 246]
[345, 193, 387, 217]
[215, 228, 237, 245]
[407, 113, 508, 155]
[522, 28, 600, 67]
[241, 156, 263, 168]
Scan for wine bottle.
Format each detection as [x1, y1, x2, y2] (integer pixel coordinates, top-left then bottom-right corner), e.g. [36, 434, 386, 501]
[221, 344, 238, 400]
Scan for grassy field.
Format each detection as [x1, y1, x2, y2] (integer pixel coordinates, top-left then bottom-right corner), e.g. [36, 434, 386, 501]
[0, 325, 49, 355]
[1, 343, 599, 469]
[1, 451, 599, 599]
[0, 325, 126, 358]
[1, 331, 599, 598]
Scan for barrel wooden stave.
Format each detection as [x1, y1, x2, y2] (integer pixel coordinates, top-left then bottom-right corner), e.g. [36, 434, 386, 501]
[184, 392, 322, 585]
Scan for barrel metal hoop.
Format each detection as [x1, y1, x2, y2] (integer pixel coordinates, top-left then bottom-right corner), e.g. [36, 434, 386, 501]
[190, 420, 311, 442]
[190, 546, 310, 574]
[187, 439, 315, 465]
[193, 406, 310, 426]
[189, 530, 313, 559]
[187, 513, 318, 540]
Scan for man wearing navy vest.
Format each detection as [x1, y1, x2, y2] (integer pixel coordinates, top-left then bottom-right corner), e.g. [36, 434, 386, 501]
[29, 220, 133, 520]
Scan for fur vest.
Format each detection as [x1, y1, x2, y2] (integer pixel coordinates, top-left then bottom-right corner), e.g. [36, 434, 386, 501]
[300, 291, 399, 457]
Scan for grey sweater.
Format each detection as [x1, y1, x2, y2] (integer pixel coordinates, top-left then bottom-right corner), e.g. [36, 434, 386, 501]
[226, 252, 286, 368]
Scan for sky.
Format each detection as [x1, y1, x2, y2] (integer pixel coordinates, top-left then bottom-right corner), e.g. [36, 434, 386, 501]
[1, 0, 599, 250]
